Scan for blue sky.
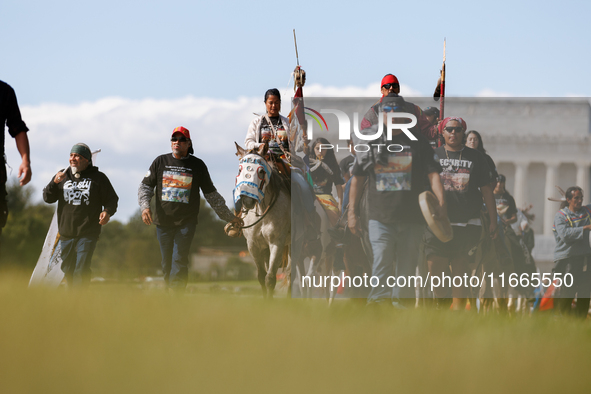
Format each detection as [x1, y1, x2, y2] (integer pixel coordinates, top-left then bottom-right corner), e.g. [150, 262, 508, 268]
[2, 0, 590, 221]
[4, 0, 591, 103]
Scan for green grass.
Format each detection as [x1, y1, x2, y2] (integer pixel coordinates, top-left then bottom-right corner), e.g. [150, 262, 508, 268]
[1, 272, 591, 393]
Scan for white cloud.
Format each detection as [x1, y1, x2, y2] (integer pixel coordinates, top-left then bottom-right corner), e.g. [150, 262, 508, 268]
[295, 82, 423, 98]
[7, 82, 424, 222]
[12, 96, 263, 222]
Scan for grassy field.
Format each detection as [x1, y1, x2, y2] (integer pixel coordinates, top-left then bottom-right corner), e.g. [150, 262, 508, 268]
[1, 272, 590, 394]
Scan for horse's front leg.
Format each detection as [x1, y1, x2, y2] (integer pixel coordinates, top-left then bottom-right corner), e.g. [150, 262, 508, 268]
[250, 246, 268, 298]
[286, 246, 292, 299]
[265, 243, 284, 299]
[324, 242, 337, 303]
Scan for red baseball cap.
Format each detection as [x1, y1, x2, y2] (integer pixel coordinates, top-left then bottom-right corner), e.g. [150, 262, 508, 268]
[172, 126, 191, 139]
[381, 74, 399, 87]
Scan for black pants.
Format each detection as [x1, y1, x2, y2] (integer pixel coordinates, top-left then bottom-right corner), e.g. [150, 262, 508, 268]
[0, 182, 7, 261]
[0, 181, 7, 235]
[554, 255, 591, 318]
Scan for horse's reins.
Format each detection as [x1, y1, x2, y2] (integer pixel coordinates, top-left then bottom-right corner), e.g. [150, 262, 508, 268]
[236, 150, 282, 230]
[240, 189, 279, 229]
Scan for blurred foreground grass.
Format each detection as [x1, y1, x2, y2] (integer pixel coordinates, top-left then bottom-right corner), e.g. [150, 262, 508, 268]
[1, 271, 591, 394]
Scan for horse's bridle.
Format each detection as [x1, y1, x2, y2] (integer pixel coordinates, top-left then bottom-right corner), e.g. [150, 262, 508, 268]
[240, 189, 279, 229]
[236, 152, 279, 229]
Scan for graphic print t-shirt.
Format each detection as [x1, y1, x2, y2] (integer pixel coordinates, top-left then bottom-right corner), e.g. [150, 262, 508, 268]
[260, 116, 288, 155]
[374, 151, 413, 191]
[310, 160, 345, 195]
[162, 170, 193, 204]
[494, 191, 517, 220]
[142, 154, 216, 227]
[433, 146, 492, 223]
[352, 132, 441, 224]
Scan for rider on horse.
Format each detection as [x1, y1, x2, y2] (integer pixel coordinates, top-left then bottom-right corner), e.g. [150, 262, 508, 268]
[239, 88, 318, 237]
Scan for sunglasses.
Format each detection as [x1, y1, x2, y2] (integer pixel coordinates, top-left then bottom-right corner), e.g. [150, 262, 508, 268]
[382, 106, 402, 113]
[382, 83, 399, 90]
[171, 136, 188, 143]
[444, 127, 464, 133]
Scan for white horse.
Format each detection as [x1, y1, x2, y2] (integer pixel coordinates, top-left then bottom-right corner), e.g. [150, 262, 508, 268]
[233, 143, 291, 298]
[234, 143, 335, 299]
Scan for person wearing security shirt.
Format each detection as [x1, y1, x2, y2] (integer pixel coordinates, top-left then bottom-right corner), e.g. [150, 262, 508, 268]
[43, 143, 119, 287]
[425, 117, 497, 310]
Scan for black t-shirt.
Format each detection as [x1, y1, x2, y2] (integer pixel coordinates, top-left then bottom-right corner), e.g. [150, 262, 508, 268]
[483, 153, 498, 183]
[142, 154, 216, 227]
[433, 146, 492, 223]
[310, 160, 344, 195]
[495, 190, 517, 220]
[352, 132, 441, 224]
[0, 81, 29, 184]
[260, 116, 288, 155]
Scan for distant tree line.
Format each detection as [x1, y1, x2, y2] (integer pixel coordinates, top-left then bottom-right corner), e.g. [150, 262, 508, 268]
[0, 178, 247, 280]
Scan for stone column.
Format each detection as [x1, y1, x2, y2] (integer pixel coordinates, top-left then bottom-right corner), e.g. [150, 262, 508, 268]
[513, 161, 529, 209]
[543, 162, 560, 236]
[576, 162, 590, 201]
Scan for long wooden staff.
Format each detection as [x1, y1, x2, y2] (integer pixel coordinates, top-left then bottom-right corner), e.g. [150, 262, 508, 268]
[439, 39, 446, 121]
[291, 29, 308, 152]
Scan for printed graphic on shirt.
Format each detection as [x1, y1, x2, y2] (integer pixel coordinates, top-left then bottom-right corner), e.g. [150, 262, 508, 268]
[261, 118, 289, 155]
[441, 172, 470, 193]
[439, 158, 473, 193]
[495, 196, 511, 216]
[162, 171, 193, 204]
[260, 121, 287, 144]
[63, 179, 92, 206]
[496, 201, 509, 216]
[374, 151, 412, 191]
[313, 176, 329, 195]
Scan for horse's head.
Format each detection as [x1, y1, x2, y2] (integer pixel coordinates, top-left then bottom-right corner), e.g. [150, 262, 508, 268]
[233, 143, 272, 212]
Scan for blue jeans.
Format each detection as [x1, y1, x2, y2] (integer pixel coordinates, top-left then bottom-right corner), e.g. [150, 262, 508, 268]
[156, 223, 197, 290]
[368, 220, 424, 304]
[292, 170, 315, 213]
[59, 236, 98, 287]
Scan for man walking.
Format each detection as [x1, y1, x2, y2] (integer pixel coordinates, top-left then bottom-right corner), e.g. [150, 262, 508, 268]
[360, 74, 439, 143]
[138, 126, 242, 291]
[43, 143, 118, 286]
[348, 94, 446, 307]
[1, 80, 32, 239]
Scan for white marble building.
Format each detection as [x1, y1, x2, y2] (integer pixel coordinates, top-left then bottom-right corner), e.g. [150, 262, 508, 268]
[305, 97, 591, 264]
[441, 98, 591, 263]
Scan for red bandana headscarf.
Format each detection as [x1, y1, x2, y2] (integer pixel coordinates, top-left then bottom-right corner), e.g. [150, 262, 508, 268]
[438, 116, 467, 134]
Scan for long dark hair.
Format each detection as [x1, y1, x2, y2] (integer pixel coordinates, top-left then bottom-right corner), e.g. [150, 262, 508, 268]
[264, 88, 281, 103]
[310, 137, 341, 177]
[561, 186, 583, 209]
[466, 130, 486, 154]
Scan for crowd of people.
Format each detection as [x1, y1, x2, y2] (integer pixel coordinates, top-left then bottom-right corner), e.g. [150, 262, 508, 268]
[1, 75, 590, 317]
[243, 74, 590, 317]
